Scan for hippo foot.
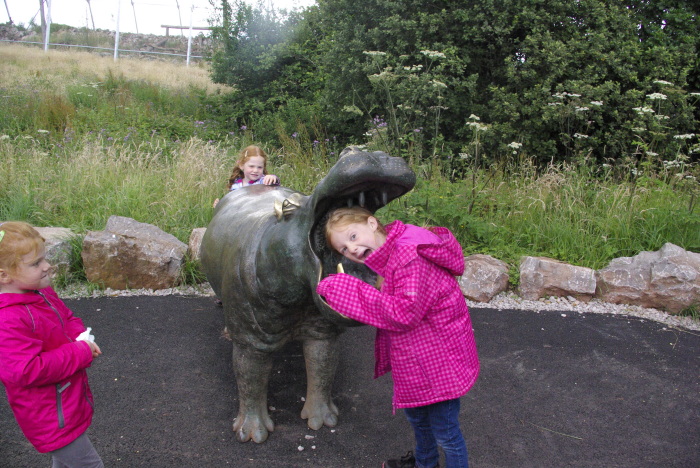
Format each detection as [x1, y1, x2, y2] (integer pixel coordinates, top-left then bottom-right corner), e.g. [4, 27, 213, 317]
[233, 412, 275, 443]
[301, 399, 339, 430]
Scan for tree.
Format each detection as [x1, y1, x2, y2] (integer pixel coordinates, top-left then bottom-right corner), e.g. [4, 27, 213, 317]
[208, 0, 699, 166]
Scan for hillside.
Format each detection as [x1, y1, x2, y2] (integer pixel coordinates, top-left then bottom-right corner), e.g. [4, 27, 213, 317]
[0, 44, 230, 95]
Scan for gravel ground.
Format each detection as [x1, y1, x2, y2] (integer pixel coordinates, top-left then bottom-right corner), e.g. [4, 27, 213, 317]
[56, 282, 700, 332]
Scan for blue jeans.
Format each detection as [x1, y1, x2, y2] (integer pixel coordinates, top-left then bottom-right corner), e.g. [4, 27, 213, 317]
[404, 398, 469, 468]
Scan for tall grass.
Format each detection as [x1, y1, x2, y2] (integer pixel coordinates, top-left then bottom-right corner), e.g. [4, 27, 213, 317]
[0, 136, 230, 239]
[381, 160, 699, 272]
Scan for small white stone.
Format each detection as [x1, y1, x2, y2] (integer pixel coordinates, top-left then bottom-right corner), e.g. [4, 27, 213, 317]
[297, 446, 304, 451]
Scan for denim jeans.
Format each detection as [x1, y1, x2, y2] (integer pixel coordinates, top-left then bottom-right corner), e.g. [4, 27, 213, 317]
[404, 398, 469, 468]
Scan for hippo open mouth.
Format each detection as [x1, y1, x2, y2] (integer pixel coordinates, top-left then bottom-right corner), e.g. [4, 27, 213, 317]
[308, 147, 416, 294]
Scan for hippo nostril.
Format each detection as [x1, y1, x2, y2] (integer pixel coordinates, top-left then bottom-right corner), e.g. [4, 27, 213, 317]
[358, 191, 366, 207]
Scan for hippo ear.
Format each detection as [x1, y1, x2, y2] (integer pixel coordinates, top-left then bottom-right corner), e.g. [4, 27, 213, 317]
[274, 193, 304, 220]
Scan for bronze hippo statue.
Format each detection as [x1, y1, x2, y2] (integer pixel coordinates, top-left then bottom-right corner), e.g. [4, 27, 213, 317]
[200, 146, 416, 443]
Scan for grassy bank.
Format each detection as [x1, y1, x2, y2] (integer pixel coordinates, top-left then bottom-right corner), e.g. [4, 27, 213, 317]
[1, 43, 699, 297]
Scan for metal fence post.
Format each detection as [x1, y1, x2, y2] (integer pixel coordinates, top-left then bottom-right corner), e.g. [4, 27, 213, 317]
[114, 0, 121, 61]
[43, 0, 52, 52]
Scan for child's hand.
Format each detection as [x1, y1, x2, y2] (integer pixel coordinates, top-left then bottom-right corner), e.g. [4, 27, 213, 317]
[213, 198, 220, 208]
[87, 340, 102, 358]
[317, 274, 342, 297]
[262, 174, 279, 185]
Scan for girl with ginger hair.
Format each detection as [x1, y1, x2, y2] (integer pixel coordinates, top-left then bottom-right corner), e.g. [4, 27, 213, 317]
[213, 145, 280, 207]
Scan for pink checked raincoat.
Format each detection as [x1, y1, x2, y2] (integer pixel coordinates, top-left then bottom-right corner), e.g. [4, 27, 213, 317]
[317, 221, 479, 409]
[0, 287, 95, 453]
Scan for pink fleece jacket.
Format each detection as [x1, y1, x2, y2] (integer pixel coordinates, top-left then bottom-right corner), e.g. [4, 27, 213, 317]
[0, 287, 95, 453]
[317, 221, 479, 409]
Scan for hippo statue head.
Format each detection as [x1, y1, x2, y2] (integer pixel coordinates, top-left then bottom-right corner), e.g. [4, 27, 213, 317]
[307, 146, 416, 320]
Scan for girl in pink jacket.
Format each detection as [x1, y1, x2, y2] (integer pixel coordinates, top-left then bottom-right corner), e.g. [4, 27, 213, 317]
[317, 207, 479, 468]
[0, 221, 104, 467]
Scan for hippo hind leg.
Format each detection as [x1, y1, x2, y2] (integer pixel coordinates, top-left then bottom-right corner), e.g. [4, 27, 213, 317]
[231, 341, 275, 443]
[300, 338, 340, 430]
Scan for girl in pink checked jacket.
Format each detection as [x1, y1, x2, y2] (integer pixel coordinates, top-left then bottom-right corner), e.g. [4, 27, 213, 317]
[0, 221, 104, 468]
[317, 207, 479, 468]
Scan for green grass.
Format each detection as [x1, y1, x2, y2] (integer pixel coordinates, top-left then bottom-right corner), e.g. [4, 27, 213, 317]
[1, 43, 698, 292]
[381, 162, 700, 271]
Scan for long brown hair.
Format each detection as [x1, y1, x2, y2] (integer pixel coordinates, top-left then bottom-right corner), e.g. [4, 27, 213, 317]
[227, 145, 269, 189]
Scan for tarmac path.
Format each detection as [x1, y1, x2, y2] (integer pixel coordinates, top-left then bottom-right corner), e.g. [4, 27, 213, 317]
[1, 296, 698, 467]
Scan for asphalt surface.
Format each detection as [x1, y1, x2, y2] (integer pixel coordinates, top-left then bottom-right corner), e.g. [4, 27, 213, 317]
[1, 296, 698, 468]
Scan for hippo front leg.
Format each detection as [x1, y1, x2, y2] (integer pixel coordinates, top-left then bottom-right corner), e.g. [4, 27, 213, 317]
[300, 338, 340, 430]
[231, 341, 275, 443]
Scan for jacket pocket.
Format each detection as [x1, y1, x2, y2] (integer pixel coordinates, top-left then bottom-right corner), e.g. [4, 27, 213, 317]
[55, 382, 71, 428]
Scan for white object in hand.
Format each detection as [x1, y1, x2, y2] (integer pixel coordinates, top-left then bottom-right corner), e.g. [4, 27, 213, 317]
[76, 327, 95, 342]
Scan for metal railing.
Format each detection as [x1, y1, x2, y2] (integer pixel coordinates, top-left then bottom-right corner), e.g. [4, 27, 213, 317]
[0, 38, 204, 61]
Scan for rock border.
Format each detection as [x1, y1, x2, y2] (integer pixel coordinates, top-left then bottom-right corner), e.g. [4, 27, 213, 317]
[55, 282, 700, 332]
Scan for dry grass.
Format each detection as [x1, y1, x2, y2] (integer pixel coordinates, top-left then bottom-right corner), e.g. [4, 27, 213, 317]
[0, 43, 232, 94]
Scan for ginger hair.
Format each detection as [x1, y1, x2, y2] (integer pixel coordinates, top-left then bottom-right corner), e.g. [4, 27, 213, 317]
[324, 207, 386, 249]
[0, 221, 45, 274]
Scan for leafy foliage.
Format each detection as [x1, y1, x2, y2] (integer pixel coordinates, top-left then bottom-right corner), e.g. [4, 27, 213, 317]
[209, 0, 699, 166]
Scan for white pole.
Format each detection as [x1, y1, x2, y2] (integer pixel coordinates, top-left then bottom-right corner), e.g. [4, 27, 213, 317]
[175, 0, 183, 37]
[186, 4, 193, 66]
[3, 0, 13, 24]
[114, 0, 121, 61]
[43, 0, 51, 52]
[86, 0, 96, 29]
[131, 0, 138, 34]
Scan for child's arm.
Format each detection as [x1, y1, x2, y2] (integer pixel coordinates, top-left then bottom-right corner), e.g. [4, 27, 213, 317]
[317, 258, 437, 331]
[0, 317, 93, 388]
[49, 290, 102, 358]
[42, 288, 89, 340]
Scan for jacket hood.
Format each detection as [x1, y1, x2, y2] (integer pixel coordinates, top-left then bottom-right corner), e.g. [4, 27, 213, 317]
[370, 221, 465, 276]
